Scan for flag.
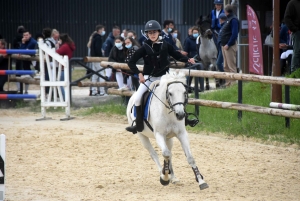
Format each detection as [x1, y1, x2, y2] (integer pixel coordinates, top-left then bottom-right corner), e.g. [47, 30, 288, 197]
[247, 5, 264, 75]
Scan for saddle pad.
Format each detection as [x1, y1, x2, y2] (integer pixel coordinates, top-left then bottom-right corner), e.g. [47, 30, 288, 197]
[134, 84, 157, 121]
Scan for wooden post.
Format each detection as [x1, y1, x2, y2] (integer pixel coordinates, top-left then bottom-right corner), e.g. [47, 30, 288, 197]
[271, 0, 282, 102]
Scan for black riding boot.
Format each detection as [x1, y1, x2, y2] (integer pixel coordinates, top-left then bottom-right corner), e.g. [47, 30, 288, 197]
[185, 113, 199, 127]
[126, 106, 144, 134]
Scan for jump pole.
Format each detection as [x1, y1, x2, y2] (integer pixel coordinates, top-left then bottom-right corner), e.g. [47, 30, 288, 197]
[0, 49, 37, 55]
[0, 134, 5, 201]
[0, 94, 37, 99]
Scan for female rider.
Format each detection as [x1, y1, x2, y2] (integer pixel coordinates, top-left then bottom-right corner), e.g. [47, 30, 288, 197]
[126, 20, 197, 134]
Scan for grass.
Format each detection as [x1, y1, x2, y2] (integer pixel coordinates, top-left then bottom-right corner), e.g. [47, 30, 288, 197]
[185, 80, 300, 146]
[79, 77, 300, 146]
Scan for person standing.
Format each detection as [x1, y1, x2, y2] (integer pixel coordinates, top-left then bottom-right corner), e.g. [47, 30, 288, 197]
[211, 0, 225, 45]
[19, 30, 37, 94]
[216, 13, 227, 85]
[90, 25, 106, 96]
[284, 0, 300, 73]
[56, 33, 76, 100]
[125, 20, 197, 134]
[220, 4, 239, 87]
[104, 26, 120, 81]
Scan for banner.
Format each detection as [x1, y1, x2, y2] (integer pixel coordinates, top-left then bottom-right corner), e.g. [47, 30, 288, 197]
[247, 5, 264, 75]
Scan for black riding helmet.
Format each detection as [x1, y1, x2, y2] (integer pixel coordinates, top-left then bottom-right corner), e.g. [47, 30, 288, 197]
[144, 20, 161, 32]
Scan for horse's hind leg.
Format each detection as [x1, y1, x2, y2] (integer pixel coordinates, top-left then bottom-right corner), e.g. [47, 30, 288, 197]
[166, 138, 179, 184]
[138, 134, 162, 172]
[177, 131, 209, 190]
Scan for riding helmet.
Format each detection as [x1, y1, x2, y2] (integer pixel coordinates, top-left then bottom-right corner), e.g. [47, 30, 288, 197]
[144, 20, 161, 32]
[214, 0, 223, 4]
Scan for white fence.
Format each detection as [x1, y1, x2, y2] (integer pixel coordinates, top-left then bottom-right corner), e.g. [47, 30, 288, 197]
[38, 40, 72, 121]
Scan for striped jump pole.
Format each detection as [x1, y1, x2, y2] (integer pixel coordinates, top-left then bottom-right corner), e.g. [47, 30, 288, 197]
[0, 134, 5, 201]
[0, 70, 36, 75]
[0, 94, 37, 99]
[0, 49, 38, 55]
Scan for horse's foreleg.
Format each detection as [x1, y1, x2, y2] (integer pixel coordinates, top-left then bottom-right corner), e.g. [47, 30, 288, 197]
[177, 132, 209, 190]
[155, 133, 171, 186]
[137, 134, 162, 172]
[166, 138, 179, 184]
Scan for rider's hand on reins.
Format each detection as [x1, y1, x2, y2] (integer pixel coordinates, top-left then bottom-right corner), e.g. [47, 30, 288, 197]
[139, 73, 145, 83]
[188, 58, 196, 64]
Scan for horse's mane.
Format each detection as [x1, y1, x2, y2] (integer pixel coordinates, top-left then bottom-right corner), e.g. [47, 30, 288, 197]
[160, 70, 186, 85]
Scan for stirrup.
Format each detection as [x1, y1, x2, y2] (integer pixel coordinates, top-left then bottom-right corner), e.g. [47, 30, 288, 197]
[185, 113, 199, 127]
[125, 120, 137, 134]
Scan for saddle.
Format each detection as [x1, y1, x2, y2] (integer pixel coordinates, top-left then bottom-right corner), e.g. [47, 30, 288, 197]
[133, 82, 159, 132]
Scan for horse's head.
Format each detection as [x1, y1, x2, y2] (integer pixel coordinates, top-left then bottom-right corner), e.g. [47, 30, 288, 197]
[196, 15, 213, 39]
[162, 71, 188, 121]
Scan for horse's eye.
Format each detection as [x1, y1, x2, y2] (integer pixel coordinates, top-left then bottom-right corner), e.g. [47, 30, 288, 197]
[169, 93, 172, 96]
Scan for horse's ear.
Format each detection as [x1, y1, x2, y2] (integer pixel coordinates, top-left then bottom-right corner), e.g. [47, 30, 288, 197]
[196, 15, 203, 26]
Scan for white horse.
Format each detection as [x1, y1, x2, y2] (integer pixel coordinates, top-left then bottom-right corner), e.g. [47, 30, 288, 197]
[197, 16, 219, 89]
[126, 70, 208, 190]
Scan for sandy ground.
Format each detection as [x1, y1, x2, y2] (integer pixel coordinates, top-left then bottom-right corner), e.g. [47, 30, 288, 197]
[0, 109, 300, 201]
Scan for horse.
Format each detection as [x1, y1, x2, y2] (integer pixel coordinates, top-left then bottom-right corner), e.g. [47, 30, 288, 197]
[196, 15, 219, 89]
[126, 70, 209, 190]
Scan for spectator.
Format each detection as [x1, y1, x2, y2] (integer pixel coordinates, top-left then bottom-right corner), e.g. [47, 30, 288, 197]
[86, 31, 97, 96]
[216, 13, 227, 85]
[0, 39, 8, 92]
[220, 4, 239, 87]
[90, 25, 106, 96]
[104, 26, 120, 81]
[12, 25, 25, 92]
[56, 33, 76, 100]
[104, 26, 121, 57]
[279, 29, 293, 75]
[184, 26, 199, 58]
[50, 29, 60, 50]
[211, 0, 225, 45]
[127, 30, 140, 47]
[127, 30, 137, 40]
[172, 29, 183, 50]
[183, 27, 193, 49]
[42, 27, 55, 97]
[184, 26, 200, 89]
[123, 37, 142, 91]
[284, 0, 300, 73]
[161, 19, 178, 50]
[121, 28, 128, 39]
[19, 29, 37, 94]
[108, 36, 126, 91]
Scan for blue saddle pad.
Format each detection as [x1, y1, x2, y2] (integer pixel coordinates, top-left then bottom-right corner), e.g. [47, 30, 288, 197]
[133, 84, 157, 121]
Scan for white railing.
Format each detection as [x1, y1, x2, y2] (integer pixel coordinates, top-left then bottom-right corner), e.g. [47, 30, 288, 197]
[38, 39, 72, 120]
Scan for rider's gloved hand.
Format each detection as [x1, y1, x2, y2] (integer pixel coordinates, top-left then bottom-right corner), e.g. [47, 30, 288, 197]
[139, 73, 145, 83]
[188, 58, 196, 64]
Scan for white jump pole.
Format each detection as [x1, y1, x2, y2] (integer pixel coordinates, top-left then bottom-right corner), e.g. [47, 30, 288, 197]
[0, 134, 5, 201]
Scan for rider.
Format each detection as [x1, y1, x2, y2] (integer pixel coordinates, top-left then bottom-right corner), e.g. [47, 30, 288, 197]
[125, 20, 198, 134]
[211, 0, 224, 45]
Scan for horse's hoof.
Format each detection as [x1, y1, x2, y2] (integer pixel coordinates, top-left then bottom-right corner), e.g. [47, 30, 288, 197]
[199, 183, 209, 190]
[160, 177, 170, 186]
[171, 177, 180, 184]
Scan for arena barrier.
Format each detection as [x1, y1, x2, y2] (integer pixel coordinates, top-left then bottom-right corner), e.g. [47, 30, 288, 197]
[0, 70, 38, 100]
[38, 39, 72, 121]
[0, 134, 6, 201]
[98, 61, 300, 123]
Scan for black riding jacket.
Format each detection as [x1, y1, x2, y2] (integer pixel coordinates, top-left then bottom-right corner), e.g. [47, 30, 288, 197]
[128, 39, 189, 77]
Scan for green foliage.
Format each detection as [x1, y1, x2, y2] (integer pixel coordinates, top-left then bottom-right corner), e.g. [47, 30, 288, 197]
[80, 103, 127, 116]
[186, 82, 300, 146]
